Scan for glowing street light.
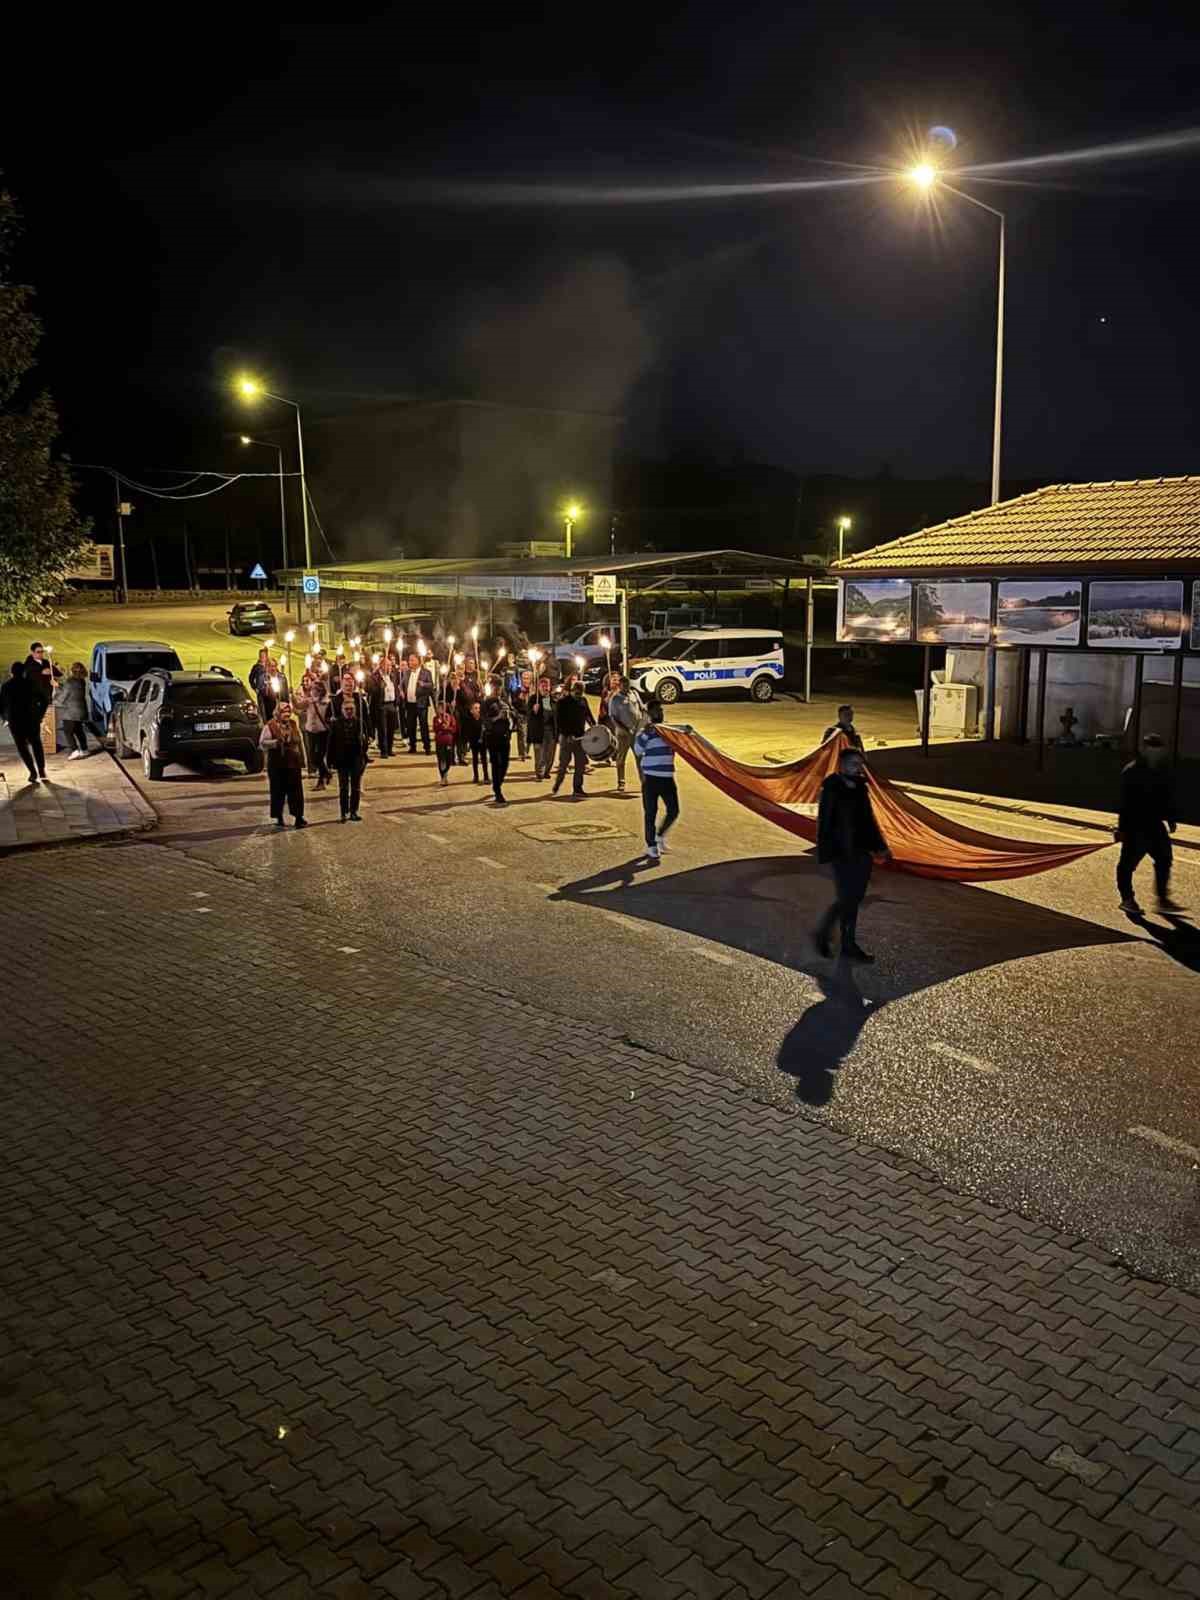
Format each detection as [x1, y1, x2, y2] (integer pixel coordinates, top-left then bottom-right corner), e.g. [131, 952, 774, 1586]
[235, 374, 311, 568]
[909, 163, 937, 190]
[563, 500, 583, 559]
[836, 516, 852, 562]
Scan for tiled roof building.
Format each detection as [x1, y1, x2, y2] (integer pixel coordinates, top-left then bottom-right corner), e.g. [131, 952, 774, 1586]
[833, 477, 1200, 576]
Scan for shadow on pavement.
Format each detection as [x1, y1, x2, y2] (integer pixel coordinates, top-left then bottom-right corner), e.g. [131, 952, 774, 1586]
[1130, 911, 1200, 973]
[552, 853, 1136, 1099]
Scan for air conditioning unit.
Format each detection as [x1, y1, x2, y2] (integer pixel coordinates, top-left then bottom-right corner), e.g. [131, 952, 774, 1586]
[915, 682, 979, 736]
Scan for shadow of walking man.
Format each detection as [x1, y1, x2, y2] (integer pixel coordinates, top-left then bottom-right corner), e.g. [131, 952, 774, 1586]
[777, 962, 885, 1107]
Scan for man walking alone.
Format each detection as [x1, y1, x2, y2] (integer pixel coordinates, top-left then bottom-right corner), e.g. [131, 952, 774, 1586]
[814, 748, 889, 962]
[1116, 732, 1181, 913]
[633, 701, 679, 861]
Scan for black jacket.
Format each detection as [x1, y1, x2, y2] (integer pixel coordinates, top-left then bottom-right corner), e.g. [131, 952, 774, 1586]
[816, 775, 885, 864]
[328, 701, 369, 765]
[527, 692, 556, 741]
[483, 707, 513, 751]
[555, 694, 595, 739]
[0, 673, 38, 733]
[1119, 757, 1176, 834]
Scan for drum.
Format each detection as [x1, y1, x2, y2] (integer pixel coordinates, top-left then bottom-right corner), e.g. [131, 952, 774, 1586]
[581, 724, 615, 759]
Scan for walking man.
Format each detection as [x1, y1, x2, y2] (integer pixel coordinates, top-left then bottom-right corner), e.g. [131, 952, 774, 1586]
[634, 700, 679, 860]
[527, 677, 558, 781]
[608, 675, 645, 792]
[260, 701, 307, 829]
[551, 682, 594, 797]
[814, 747, 890, 962]
[0, 660, 45, 782]
[328, 693, 368, 821]
[401, 652, 434, 754]
[822, 703, 865, 750]
[483, 697, 514, 804]
[1116, 732, 1180, 913]
[375, 658, 399, 758]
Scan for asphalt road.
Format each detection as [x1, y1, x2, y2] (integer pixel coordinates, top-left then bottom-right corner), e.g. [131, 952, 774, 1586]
[115, 692, 1200, 1291]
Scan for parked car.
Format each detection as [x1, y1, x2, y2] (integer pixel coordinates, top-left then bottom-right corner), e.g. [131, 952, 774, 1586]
[539, 621, 645, 667]
[629, 627, 785, 704]
[228, 601, 277, 636]
[88, 640, 184, 733]
[111, 668, 263, 780]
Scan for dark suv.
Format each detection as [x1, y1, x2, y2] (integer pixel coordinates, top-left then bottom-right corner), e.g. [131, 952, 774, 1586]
[112, 668, 264, 780]
[228, 601, 277, 636]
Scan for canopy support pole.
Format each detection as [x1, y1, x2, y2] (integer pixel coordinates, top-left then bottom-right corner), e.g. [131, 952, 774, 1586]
[1170, 650, 1185, 763]
[1016, 648, 1031, 745]
[804, 576, 814, 703]
[1130, 654, 1145, 751]
[920, 645, 932, 756]
[984, 646, 997, 741]
[1035, 647, 1048, 770]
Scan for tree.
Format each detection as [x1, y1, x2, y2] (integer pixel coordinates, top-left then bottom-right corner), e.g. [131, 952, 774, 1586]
[0, 184, 89, 625]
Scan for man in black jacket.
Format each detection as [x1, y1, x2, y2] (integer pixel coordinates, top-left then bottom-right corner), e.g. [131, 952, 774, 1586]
[814, 748, 890, 962]
[551, 683, 595, 797]
[1116, 733, 1180, 914]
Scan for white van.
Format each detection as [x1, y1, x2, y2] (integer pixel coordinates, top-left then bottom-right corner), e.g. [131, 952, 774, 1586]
[629, 627, 785, 704]
[89, 640, 183, 731]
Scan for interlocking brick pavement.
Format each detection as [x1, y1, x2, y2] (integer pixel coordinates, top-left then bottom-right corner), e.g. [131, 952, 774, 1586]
[2, 842, 1198, 1600]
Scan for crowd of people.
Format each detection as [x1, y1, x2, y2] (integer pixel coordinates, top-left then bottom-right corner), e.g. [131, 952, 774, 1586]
[0, 643, 80, 783]
[249, 639, 683, 857]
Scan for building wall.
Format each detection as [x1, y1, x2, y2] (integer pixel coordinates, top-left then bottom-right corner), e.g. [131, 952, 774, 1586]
[950, 646, 1200, 746]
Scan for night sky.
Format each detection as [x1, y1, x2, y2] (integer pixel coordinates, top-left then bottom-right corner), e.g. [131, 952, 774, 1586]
[5, 6, 1200, 508]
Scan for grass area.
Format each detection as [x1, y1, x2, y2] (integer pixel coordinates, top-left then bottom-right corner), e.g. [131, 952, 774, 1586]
[0, 600, 290, 688]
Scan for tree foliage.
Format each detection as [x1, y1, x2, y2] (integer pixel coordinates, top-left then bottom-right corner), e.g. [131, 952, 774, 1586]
[0, 185, 90, 625]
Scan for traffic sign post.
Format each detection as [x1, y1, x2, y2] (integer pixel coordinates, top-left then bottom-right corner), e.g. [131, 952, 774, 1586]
[302, 573, 321, 596]
[592, 573, 617, 605]
[248, 562, 268, 589]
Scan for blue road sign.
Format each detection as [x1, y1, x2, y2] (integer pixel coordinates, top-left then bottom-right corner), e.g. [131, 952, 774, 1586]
[248, 562, 268, 581]
[302, 573, 321, 596]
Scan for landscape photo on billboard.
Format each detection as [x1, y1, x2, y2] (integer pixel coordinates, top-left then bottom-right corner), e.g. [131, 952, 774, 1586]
[1086, 579, 1184, 649]
[995, 580, 1082, 645]
[915, 580, 992, 644]
[838, 579, 912, 642]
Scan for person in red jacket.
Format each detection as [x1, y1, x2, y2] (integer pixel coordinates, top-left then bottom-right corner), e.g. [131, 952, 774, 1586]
[433, 701, 458, 786]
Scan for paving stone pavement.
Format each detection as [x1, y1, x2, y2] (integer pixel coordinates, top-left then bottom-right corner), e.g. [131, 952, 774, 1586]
[2, 841, 1199, 1600]
[0, 726, 157, 853]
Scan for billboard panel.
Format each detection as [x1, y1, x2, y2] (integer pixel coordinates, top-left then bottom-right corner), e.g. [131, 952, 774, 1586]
[837, 579, 912, 642]
[996, 580, 1082, 646]
[915, 581, 993, 644]
[1086, 580, 1184, 650]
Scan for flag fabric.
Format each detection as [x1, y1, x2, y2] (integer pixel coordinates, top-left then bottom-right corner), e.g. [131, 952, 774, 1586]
[657, 727, 1109, 883]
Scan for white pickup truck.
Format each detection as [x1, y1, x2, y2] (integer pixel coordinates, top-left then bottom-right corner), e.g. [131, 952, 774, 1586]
[539, 621, 645, 667]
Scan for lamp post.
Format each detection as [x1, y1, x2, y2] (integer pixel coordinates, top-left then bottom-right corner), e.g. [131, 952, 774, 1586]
[240, 435, 288, 571]
[563, 501, 582, 559]
[236, 378, 312, 564]
[836, 516, 852, 563]
[907, 166, 1006, 506]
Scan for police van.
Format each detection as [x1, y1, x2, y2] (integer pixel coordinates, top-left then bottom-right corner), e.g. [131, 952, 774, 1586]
[629, 627, 785, 704]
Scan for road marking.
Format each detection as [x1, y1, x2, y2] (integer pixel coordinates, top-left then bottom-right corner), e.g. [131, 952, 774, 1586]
[1127, 1125, 1200, 1165]
[691, 947, 735, 966]
[929, 1042, 999, 1075]
[476, 855, 506, 870]
[535, 882, 560, 893]
[336, 946, 361, 955]
[599, 909, 654, 936]
[427, 833, 449, 844]
[189, 891, 209, 898]
[188, 906, 213, 914]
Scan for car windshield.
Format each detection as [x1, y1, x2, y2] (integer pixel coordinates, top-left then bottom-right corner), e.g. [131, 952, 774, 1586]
[653, 636, 701, 660]
[169, 683, 246, 707]
[239, 606, 272, 617]
[106, 651, 182, 680]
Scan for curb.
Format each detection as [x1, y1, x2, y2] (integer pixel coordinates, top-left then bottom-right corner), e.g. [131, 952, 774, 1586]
[0, 747, 159, 857]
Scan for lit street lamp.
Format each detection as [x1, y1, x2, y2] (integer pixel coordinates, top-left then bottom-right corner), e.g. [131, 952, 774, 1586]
[236, 376, 312, 567]
[836, 516, 852, 563]
[239, 434, 288, 571]
[563, 500, 582, 559]
[907, 164, 1005, 505]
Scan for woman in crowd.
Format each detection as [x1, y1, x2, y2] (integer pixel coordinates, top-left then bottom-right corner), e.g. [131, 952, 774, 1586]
[327, 689, 368, 821]
[454, 668, 479, 767]
[297, 671, 332, 788]
[463, 698, 489, 784]
[56, 661, 91, 758]
[259, 700, 307, 829]
[433, 697, 458, 786]
[526, 676, 558, 782]
[511, 669, 532, 762]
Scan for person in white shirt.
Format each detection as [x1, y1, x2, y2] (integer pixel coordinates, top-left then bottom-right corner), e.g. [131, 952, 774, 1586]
[401, 653, 434, 753]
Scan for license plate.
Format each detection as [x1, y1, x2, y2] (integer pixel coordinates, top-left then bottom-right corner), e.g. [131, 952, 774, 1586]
[196, 722, 230, 732]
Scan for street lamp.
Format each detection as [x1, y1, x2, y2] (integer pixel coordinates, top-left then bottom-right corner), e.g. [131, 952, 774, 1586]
[906, 165, 1005, 506]
[836, 516, 852, 563]
[235, 375, 312, 566]
[240, 434, 289, 571]
[563, 500, 582, 559]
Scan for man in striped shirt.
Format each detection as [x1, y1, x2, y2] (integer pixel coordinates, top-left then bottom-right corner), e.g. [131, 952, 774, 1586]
[633, 701, 680, 861]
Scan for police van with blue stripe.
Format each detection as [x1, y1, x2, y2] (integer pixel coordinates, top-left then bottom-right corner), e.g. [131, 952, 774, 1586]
[630, 627, 784, 704]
